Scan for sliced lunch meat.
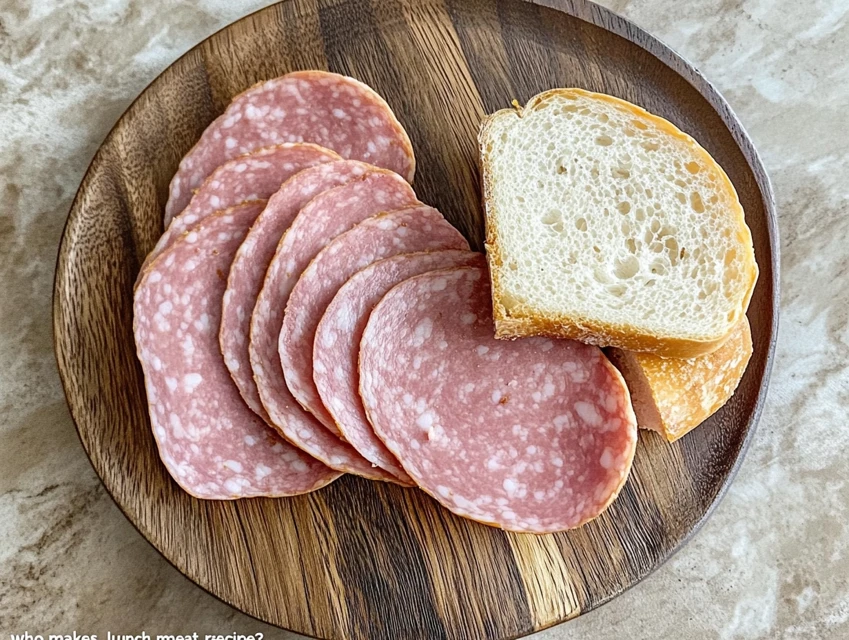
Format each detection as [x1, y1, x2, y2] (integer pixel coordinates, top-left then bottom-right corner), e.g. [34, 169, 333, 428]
[133, 202, 339, 499]
[315, 250, 484, 481]
[281, 205, 469, 437]
[250, 170, 417, 480]
[359, 266, 638, 532]
[152, 143, 338, 272]
[165, 70, 416, 220]
[220, 160, 371, 418]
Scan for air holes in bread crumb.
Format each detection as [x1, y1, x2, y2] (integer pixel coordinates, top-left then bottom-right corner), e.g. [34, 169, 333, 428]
[575, 217, 588, 232]
[665, 238, 680, 265]
[690, 191, 705, 213]
[594, 267, 611, 284]
[542, 209, 565, 233]
[613, 256, 639, 279]
[595, 135, 613, 146]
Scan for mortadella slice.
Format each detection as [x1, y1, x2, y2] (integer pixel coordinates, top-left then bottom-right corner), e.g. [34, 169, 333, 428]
[280, 205, 469, 439]
[165, 71, 415, 220]
[359, 266, 638, 532]
[220, 160, 372, 419]
[250, 170, 417, 480]
[314, 250, 484, 481]
[133, 202, 340, 499]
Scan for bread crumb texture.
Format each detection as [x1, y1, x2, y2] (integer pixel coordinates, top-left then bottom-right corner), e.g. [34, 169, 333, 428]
[480, 89, 758, 357]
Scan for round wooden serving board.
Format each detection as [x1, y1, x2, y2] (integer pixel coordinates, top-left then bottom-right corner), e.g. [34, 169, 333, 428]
[53, 0, 778, 638]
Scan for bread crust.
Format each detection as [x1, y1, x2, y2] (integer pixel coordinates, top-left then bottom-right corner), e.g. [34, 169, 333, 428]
[607, 317, 753, 441]
[479, 88, 759, 359]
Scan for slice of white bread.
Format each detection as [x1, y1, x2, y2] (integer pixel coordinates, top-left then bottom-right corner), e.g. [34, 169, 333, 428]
[606, 317, 752, 442]
[479, 89, 758, 358]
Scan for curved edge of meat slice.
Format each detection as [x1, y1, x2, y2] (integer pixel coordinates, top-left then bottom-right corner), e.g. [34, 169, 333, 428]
[161, 141, 339, 232]
[165, 70, 416, 220]
[358, 266, 638, 532]
[145, 142, 339, 291]
[314, 250, 485, 482]
[220, 160, 373, 420]
[133, 201, 341, 499]
[280, 204, 469, 436]
[248, 169, 418, 484]
[248, 170, 417, 483]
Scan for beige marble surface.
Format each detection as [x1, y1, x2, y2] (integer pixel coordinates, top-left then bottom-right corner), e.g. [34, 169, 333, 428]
[1, 0, 847, 637]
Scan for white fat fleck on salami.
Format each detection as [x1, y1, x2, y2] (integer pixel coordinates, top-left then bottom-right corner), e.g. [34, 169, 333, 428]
[280, 205, 468, 443]
[249, 171, 417, 483]
[165, 71, 415, 221]
[133, 202, 339, 499]
[358, 266, 637, 532]
[313, 251, 483, 482]
[219, 160, 370, 419]
[150, 144, 338, 272]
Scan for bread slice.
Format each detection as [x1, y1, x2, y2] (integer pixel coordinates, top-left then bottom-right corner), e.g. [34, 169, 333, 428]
[479, 89, 758, 358]
[606, 317, 752, 442]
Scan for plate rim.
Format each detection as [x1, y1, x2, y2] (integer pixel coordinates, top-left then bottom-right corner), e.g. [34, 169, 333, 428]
[528, 0, 781, 620]
[52, 0, 780, 636]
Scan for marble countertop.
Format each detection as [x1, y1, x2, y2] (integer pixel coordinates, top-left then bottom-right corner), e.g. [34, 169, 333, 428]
[1, 0, 847, 637]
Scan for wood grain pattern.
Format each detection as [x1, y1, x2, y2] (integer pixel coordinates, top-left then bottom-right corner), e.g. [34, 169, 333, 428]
[52, 0, 779, 638]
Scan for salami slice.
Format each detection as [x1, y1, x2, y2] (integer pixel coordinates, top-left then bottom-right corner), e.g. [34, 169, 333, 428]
[221, 160, 371, 418]
[152, 143, 338, 275]
[359, 266, 637, 532]
[281, 205, 469, 437]
[315, 250, 484, 481]
[250, 170, 417, 479]
[165, 71, 415, 220]
[133, 202, 339, 499]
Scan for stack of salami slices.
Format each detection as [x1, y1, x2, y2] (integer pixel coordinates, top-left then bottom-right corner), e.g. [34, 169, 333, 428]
[133, 71, 637, 533]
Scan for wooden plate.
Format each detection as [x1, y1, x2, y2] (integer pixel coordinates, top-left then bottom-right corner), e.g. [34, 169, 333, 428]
[53, 0, 778, 638]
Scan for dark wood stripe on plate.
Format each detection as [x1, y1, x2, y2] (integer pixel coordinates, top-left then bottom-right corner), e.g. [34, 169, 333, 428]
[402, 489, 533, 640]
